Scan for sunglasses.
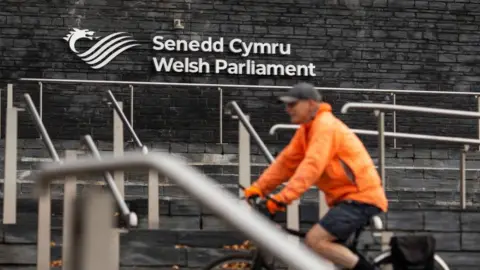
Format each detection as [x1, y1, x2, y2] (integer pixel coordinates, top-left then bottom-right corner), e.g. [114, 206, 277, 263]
[286, 101, 298, 108]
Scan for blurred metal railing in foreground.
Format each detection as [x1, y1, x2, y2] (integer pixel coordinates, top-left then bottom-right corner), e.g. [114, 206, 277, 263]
[106, 90, 160, 229]
[35, 153, 332, 270]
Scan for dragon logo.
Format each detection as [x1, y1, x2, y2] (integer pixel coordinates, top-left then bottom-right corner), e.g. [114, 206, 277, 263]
[63, 28, 140, 69]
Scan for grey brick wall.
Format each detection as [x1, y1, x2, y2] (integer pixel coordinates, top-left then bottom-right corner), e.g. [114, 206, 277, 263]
[1, 0, 480, 147]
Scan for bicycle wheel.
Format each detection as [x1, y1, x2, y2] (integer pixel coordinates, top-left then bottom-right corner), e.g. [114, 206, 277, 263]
[202, 253, 274, 270]
[373, 251, 451, 270]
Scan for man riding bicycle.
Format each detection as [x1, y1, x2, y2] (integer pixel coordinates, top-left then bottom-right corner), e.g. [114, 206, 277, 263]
[243, 83, 388, 270]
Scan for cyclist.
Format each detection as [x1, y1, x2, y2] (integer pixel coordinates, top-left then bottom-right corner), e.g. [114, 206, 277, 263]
[243, 82, 388, 270]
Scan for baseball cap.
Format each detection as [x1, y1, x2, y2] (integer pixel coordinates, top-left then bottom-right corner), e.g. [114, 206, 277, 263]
[278, 82, 322, 103]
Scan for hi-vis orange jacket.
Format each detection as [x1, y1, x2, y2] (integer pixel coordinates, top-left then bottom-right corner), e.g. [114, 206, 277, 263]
[254, 103, 388, 212]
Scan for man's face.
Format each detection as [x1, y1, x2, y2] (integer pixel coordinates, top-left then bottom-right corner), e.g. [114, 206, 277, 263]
[285, 99, 315, 124]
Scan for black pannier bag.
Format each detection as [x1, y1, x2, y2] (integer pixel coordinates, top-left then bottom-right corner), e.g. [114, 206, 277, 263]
[389, 235, 436, 270]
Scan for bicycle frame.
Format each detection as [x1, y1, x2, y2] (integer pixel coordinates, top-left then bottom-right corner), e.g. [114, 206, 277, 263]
[244, 195, 383, 270]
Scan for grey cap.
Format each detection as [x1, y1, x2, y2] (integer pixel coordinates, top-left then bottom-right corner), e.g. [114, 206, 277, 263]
[278, 82, 322, 103]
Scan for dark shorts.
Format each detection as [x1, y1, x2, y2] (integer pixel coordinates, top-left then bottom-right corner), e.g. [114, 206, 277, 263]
[318, 200, 382, 243]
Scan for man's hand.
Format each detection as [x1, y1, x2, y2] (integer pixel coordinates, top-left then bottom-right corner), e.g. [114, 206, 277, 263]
[243, 185, 264, 199]
[266, 194, 287, 215]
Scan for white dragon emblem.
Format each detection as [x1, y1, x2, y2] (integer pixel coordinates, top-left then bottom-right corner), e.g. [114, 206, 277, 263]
[63, 28, 140, 69]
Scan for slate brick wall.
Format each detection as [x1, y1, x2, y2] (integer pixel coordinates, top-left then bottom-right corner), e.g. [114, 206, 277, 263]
[1, 0, 480, 148]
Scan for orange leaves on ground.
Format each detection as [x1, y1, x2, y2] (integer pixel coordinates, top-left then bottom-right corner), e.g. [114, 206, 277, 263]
[223, 240, 255, 250]
[51, 260, 62, 267]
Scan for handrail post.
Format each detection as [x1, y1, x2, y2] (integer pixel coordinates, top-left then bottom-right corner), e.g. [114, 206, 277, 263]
[148, 170, 159, 229]
[62, 150, 77, 270]
[72, 186, 117, 270]
[375, 110, 386, 189]
[3, 106, 18, 224]
[37, 177, 51, 270]
[113, 101, 125, 197]
[460, 144, 469, 209]
[477, 96, 480, 151]
[238, 115, 251, 196]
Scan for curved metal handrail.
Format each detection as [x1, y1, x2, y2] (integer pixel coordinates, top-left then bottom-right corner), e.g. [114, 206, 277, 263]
[341, 102, 480, 118]
[35, 153, 332, 270]
[106, 90, 149, 154]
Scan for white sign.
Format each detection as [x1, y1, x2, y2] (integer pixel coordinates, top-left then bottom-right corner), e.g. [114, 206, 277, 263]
[63, 28, 141, 69]
[63, 29, 316, 77]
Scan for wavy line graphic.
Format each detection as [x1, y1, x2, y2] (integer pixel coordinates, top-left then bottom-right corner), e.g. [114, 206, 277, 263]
[64, 29, 140, 69]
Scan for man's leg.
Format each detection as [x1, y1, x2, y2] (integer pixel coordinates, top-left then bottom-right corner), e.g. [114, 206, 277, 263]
[305, 201, 381, 270]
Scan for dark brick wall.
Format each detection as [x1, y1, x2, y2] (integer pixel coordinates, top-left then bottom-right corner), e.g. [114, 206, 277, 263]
[1, 0, 480, 147]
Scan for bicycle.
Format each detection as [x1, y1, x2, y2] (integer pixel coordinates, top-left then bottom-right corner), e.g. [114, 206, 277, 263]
[203, 187, 451, 270]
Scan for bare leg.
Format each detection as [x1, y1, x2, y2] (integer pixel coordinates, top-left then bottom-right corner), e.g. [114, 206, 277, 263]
[305, 224, 359, 269]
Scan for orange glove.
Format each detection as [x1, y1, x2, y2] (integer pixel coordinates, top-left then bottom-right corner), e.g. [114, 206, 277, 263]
[243, 185, 264, 199]
[266, 194, 286, 215]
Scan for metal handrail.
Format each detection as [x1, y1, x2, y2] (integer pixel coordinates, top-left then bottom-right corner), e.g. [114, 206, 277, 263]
[338, 102, 479, 209]
[106, 90, 148, 154]
[24, 94, 136, 227]
[35, 153, 332, 270]
[225, 101, 275, 163]
[269, 124, 480, 145]
[82, 135, 137, 226]
[341, 102, 480, 118]
[18, 77, 480, 96]
[24, 94, 60, 162]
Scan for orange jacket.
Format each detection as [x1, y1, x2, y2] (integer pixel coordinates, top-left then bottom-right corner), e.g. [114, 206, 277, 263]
[253, 103, 388, 212]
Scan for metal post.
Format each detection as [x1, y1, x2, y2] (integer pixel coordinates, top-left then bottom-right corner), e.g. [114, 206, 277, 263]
[376, 111, 386, 189]
[113, 101, 125, 196]
[7, 83, 13, 109]
[318, 191, 329, 218]
[148, 170, 159, 229]
[3, 107, 18, 224]
[38, 82, 43, 119]
[73, 187, 117, 270]
[62, 150, 77, 270]
[477, 96, 480, 151]
[391, 93, 398, 149]
[37, 177, 51, 270]
[287, 199, 300, 269]
[460, 144, 469, 209]
[218, 87, 223, 144]
[238, 115, 251, 196]
[129, 85, 134, 128]
[0, 86, 3, 139]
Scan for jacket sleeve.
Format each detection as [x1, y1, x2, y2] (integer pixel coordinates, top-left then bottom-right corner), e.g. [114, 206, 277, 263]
[276, 121, 336, 204]
[253, 128, 305, 195]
